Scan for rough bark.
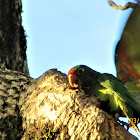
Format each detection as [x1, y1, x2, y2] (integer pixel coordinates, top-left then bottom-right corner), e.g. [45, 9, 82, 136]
[0, 65, 137, 139]
[0, 65, 34, 139]
[0, 0, 138, 139]
[0, 0, 29, 75]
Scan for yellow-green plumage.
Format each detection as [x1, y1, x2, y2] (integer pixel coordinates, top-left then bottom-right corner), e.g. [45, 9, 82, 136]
[67, 65, 140, 133]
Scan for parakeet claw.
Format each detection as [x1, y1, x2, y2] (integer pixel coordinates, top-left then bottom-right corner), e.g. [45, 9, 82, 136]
[115, 113, 120, 120]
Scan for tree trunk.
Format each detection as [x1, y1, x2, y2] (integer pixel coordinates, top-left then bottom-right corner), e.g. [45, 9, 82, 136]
[0, 67, 137, 140]
[0, 0, 29, 75]
[0, 0, 138, 140]
[0, 65, 32, 139]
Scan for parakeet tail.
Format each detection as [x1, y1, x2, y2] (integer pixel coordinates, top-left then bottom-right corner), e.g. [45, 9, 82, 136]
[123, 106, 140, 138]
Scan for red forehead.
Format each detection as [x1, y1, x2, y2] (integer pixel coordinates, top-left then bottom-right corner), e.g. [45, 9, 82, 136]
[67, 67, 76, 75]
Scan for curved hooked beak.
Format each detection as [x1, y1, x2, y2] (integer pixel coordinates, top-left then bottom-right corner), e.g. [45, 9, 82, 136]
[68, 74, 82, 88]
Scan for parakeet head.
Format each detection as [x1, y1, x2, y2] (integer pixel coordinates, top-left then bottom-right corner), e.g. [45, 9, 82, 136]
[67, 65, 100, 88]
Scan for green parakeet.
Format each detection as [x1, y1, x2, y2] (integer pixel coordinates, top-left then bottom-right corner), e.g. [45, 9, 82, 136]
[67, 65, 140, 133]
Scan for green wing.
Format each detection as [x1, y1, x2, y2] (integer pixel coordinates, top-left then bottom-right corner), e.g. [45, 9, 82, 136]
[98, 73, 140, 113]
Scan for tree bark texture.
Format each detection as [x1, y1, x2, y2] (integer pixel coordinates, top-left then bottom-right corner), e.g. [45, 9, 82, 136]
[0, 0, 138, 139]
[0, 66, 137, 139]
[0, 0, 29, 75]
[0, 65, 34, 139]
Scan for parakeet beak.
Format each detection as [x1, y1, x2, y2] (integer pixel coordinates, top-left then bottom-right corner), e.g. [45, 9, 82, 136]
[68, 74, 82, 88]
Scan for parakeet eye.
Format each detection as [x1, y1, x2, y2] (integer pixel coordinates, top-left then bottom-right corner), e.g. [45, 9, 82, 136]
[77, 68, 84, 75]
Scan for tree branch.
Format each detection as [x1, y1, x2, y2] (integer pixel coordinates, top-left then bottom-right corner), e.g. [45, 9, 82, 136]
[108, 1, 137, 10]
[0, 66, 138, 139]
[19, 69, 137, 139]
